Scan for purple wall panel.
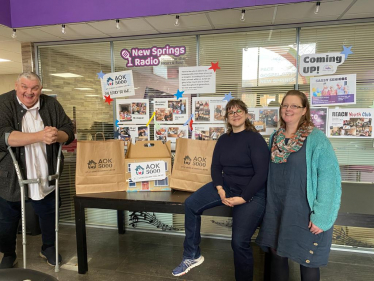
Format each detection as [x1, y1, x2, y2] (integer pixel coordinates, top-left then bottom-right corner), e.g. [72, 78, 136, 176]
[6, 0, 313, 28]
[0, 0, 11, 27]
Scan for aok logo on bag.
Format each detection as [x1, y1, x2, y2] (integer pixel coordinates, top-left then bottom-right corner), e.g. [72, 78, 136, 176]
[135, 165, 145, 175]
[183, 155, 206, 167]
[87, 158, 113, 169]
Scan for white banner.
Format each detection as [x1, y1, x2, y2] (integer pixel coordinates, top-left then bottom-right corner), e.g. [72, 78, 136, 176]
[130, 161, 166, 182]
[179, 66, 216, 94]
[101, 70, 135, 98]
[299, 52, 345, 76]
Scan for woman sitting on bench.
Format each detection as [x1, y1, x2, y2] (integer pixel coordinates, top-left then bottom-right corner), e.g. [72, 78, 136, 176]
[172, 98, 269, 281]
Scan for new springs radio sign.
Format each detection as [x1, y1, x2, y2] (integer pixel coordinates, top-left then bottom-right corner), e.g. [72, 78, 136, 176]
[130, 161, 166, 182]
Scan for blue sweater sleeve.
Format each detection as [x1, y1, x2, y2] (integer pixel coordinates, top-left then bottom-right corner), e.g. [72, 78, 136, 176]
[211, 136, 223, 188]
[241, 133, 270, 201]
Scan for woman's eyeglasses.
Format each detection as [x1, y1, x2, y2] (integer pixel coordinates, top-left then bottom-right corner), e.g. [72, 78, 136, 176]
[228, 109, 244, 116]
[281, 104, 305, 110]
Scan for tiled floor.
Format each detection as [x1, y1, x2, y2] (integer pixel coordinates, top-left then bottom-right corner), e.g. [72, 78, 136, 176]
[1, 225, 373, 280]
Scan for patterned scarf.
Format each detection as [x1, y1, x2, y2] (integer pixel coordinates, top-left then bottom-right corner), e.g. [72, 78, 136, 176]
[271, 125, 314, 163]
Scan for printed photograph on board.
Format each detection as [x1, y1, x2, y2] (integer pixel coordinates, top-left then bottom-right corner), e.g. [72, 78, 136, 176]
[192, 125, 226, 140]
[192, 97, 227, 123]
[154, 125, 188, 150]
[116, 99, 149, 124]
[116, 125, 150, 144]
[247, 107, 279, 135]
[154, 98, 189, 123]
[328, 109, 373, 138]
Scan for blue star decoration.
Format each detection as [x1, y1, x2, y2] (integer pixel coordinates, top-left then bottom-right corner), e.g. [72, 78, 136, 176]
[341, 46, 353, 60]
[174, 89, 184, 100]
[115, 120, 119, 128]
[223, 92, 233, 102]
[97, 71, 105, 79]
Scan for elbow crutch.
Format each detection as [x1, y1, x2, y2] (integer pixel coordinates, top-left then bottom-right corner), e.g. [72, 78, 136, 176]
[7, 143, 63, 273]
[48, 143, 63, 273]
[7, 146, 40, 270]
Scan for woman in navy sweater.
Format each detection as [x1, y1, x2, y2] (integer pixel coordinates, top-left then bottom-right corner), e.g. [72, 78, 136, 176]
[172, 99, 269, 281]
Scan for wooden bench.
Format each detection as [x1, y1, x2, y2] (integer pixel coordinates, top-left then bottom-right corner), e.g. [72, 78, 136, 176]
[74, 183, 374, 276]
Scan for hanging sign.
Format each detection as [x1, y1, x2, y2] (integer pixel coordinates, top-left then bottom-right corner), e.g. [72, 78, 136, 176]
[101, 70, 135, 98]
[120, 45, 186, 67]
[299, 52, 345, 76]
[310, 74, 356, 106]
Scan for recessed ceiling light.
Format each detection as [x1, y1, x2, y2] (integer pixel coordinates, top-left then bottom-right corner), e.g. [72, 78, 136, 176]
[75, 87, 94, 90]
[0, 58, 11, 62]
[85, 94, 100, 97]
[50, 73, 83, 78]
[42, 89, 52, 91]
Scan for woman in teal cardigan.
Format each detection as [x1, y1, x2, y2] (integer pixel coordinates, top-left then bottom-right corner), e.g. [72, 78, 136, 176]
[256, 90, 341, 281]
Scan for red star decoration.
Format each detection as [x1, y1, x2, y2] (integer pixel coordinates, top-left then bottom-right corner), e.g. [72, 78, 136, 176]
[104, 95, 113, 105]
[189, 119, 194, 131]
[209, 62, 220, 72]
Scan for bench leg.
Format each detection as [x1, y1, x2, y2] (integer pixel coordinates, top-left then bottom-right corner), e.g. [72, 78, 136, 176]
[117, 210, 126, 234]
[74, 198, 88, 274]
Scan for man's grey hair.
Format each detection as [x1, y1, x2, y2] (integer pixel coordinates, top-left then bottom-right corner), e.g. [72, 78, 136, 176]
[17, 72, 42, 86]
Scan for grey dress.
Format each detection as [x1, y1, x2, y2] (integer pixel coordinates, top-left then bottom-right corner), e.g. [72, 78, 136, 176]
[256, 138, 334, 267]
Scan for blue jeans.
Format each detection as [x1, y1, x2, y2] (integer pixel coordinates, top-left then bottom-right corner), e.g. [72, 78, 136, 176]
[0, 191, 57, 255]
[183, 181, 266, 281]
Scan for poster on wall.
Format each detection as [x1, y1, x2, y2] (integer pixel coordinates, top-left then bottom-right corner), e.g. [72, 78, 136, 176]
[328, 108, 373, 138]
[154, 125, 188, 150]
[192, 125, 226, 141]
[116, 125, 150, 143]
[310, 107, 328, 135]
[101, 70, 135, 98]
[310, 74, 356, 106]
[179, 66, 216, 94]
[154, 98, 189, 124]
[299, 52, 345, 76]
[247, 108, 279, 135]
[192, 97, 227, 123]
[116, 99, 149, 124]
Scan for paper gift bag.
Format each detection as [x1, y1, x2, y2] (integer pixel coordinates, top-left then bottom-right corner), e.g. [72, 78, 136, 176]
[171, 138, 216, 192]
[76, 135, 126, 194]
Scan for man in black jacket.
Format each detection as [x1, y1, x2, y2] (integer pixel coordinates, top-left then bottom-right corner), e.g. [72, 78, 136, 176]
[0, 72, 75, 269]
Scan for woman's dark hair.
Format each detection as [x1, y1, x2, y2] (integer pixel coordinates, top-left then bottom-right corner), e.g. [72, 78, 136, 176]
[225, 98, 258, 133]
[279, 90, 314, 130]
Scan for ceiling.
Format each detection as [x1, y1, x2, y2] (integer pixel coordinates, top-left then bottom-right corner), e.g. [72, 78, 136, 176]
[0, 0, 373, 75]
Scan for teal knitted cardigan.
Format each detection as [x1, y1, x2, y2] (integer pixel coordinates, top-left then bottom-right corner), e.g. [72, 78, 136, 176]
[269, 127, 342, 231]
